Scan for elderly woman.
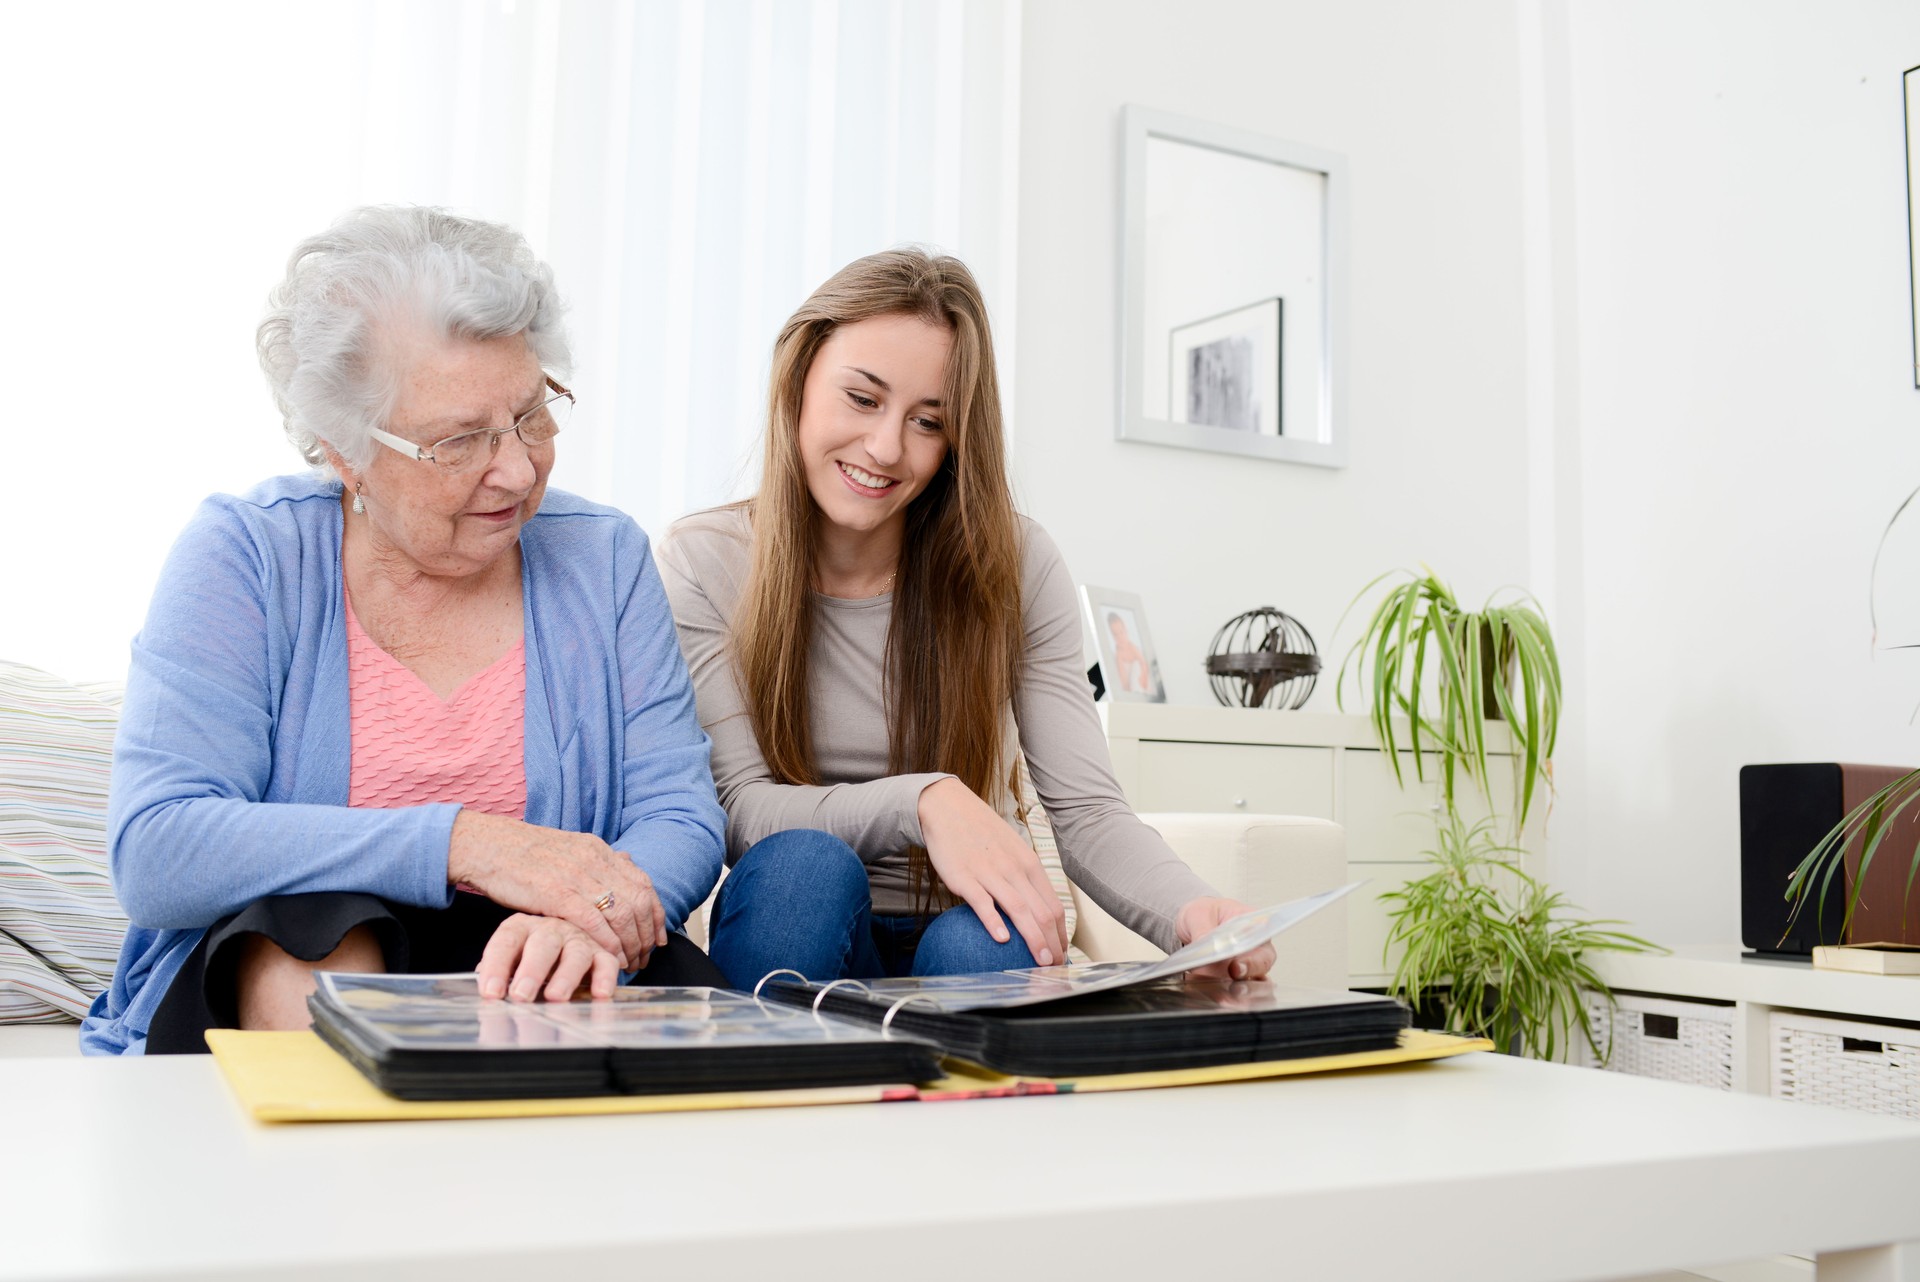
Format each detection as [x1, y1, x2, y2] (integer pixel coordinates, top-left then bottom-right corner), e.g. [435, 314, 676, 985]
[81, 206, 727, 1055]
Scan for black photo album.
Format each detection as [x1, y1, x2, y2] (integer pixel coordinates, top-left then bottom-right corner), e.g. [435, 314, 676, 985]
[306, 883, 1406, 1099]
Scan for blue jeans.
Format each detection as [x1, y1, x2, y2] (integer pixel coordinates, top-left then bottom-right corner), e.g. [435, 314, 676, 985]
[707, 829, 1037, 989]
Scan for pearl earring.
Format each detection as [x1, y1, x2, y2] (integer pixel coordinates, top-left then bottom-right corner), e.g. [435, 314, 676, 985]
[352, 486, 366, 515]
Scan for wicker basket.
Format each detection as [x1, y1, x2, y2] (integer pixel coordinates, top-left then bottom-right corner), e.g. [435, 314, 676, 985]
[1770, 1009, 1920, 1120]
[1583, 990, 1734, 1090]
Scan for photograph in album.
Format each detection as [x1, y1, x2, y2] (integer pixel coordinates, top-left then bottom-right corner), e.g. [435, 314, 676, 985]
[764, 975, 1409, 1078]
[307, 977, 942, 1101]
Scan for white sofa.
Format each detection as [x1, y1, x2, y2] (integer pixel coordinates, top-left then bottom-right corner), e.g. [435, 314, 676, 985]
[0, 657, 1348, 1058]
[4, 812, 1347, 1058]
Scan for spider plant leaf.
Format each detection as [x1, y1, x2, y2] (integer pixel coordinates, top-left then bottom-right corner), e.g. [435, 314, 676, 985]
[1785, 771, 1920, 918]
[1902, 834, 1920, 936]
[1405, 601, 1433, 777]
[1813, 843, 1849, 943]
[1430, 611, 1469, 811]
[1869, 480, 1920, 652]
[1785, 817, 1851, 913]
[1335, 570, 1402, 668]
[1506, 618, 1559, 826]
[1840, 780, 1920, 936]
[1373, 581, 1423, 783]
[1336, 570, 1406, 711]
[1482, 614, 1527, 793]
[1518, 659, 1542, 829]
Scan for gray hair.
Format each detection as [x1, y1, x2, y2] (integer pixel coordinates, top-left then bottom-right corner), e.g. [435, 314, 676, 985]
[256, 206, 571, 474]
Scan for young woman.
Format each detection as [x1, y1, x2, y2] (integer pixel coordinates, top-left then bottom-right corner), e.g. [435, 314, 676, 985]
[657, 249, 1273, 988]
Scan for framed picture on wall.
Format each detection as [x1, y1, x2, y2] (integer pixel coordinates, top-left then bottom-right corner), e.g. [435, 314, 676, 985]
[1079, 585, 1167, 704]
[1168, 297, 1283, 436]
[1906, 63, 1920, 388]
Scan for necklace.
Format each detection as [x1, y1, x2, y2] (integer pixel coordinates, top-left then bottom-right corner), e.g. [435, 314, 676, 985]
[817, 568, 897, 600]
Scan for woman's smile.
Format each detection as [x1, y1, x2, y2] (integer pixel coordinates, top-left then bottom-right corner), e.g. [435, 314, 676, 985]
[836, 460, 898, 495]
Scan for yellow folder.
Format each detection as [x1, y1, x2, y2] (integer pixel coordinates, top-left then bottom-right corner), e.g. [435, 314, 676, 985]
[206, 1028, 1493, 1124]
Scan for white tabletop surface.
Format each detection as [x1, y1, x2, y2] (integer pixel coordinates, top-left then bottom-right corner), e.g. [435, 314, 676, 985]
[6, 1050, 1920, 1282]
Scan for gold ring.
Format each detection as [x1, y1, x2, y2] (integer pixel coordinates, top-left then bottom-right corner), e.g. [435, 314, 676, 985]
[593, 890, 615, 912]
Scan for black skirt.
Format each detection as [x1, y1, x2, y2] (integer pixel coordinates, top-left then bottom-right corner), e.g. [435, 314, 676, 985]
[145, 890, 727, 1055]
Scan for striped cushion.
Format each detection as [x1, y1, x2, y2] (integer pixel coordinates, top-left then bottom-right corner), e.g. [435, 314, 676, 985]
[1011, 753, 1088, 964]
[0, 662, 127, 1022]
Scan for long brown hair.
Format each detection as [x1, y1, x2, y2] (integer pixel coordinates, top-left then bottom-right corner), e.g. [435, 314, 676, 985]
[733, 249, 1024, 908]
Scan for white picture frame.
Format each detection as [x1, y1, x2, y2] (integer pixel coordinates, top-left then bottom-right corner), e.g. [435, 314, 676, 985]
[1169, 297, 1283, 436]
[1119, 105, 1348, 468]
[1079, 585, 1167, 704]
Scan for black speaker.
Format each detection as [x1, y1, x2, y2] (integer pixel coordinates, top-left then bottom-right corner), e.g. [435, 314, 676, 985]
[1735, 767, 1912, 955]
[1741, 764, 1850, 958]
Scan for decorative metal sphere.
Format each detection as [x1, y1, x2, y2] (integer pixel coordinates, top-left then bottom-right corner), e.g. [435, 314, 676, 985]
[1205, 607, 1322, 710]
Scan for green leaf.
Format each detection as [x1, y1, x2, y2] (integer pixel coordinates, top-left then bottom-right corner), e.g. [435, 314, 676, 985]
[1785, 770, 1920, 944]
[1381, 808, 1662, 1060]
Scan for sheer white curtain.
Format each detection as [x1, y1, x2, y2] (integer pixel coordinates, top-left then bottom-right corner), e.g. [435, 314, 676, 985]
[542, 0, 1023, 532]
[0, 0, 1021, 680]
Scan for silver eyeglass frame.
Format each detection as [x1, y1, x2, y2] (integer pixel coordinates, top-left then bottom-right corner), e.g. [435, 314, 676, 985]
[367, 376, 574, 468]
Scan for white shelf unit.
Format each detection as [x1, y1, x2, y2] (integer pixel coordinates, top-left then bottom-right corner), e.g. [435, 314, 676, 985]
[1590, 947, 1920, 1098]
[1098, 703, 1529, 986]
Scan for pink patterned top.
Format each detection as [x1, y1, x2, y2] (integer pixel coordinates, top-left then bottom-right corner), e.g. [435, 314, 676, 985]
[345, 587, 528, 820]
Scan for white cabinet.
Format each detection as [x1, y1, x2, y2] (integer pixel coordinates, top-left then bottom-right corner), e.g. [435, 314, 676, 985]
[1100, 704, 1527, 986]
[1130, 742, 1335, 817]
[1589, 947, 1920, 1113]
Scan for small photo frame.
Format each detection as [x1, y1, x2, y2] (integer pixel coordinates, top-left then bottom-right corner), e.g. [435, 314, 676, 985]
[1080, 585, 1167, 704]
[1168, 297, 1283, 437]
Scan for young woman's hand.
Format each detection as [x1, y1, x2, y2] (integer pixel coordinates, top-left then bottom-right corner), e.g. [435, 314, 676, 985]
[917, 777, 1070, 967]
[476, 913, 622, 1002]
[448, 811, 667, 971]
[1175, 897, 1277, 981]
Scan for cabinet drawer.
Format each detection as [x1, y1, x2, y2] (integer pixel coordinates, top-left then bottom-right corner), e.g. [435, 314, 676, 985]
[1343, 748, 1518, 864]
[1348, 861, 1425, 983]
[1132, 741, 1335, 818]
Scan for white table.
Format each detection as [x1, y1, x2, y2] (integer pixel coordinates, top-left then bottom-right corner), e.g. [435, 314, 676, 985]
[5, 1050, 1920, 1282]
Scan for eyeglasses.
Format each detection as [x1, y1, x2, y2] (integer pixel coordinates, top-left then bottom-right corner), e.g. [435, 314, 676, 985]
[368, 376, 574, 472]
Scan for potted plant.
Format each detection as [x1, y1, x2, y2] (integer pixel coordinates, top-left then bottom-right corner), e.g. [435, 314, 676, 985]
[1339, 567, 1657, 1057]
[1336, 569, 1561, 833]
[1780, 497, 1920, 942]
[1383, 812, 1658, 1059]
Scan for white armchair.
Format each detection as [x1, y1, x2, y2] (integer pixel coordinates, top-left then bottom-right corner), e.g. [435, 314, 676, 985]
[1072, 813, 1346, 989]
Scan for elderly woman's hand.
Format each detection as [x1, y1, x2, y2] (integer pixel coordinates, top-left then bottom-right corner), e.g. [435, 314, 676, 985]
[448, 812, 668, 971]
[476, 913, 622, 1002]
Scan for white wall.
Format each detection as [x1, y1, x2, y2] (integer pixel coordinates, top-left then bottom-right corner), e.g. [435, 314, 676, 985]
[1013, 0, 1534, 710]
[1016, 0, 1920, 953]
[1555, 0, 1920, 944]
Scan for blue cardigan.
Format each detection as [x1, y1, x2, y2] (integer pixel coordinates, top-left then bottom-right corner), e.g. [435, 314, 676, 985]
[81, 475, 726, 1055]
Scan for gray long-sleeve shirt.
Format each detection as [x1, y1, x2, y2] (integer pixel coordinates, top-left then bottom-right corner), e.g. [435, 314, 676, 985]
[656, 506, 1214, 952]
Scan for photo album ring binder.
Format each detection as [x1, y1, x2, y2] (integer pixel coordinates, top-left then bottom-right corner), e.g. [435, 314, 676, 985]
[304, 884, 1410, 1100]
